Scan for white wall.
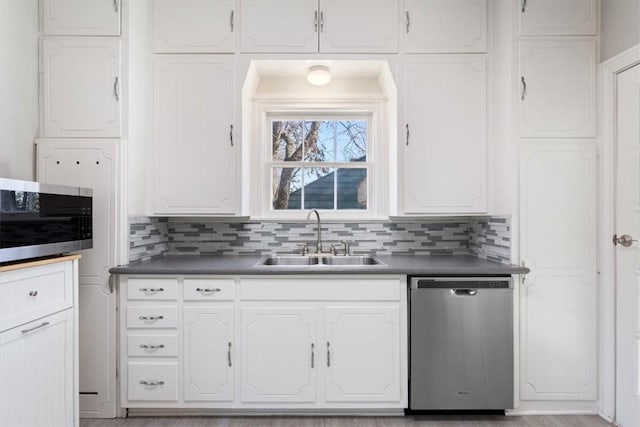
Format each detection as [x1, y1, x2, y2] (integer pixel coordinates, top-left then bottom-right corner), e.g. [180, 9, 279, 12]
[601, 0, 640, 62]
[0, 0, 39, 181]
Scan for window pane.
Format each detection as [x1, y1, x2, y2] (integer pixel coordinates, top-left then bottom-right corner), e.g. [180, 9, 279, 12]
[313, 121, 336, 162]
[336, 168, 367, 210]
[303, 168, 335, 210]
[271, 121, 305, 162]
[272, 167, 301, 210]
[336, 120, 367, 162]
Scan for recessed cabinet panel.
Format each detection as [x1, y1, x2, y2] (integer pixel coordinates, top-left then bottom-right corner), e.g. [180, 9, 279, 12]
[519, 40, 596, 138]
[403, 55, 487, 214]
[154, 55, 237, 215]
[519, 142, 597, 400]
[240, 0, 318, 53]
[319, 0, 398, 53]
[154, 0, 236, 53]
[42, 38, 121, 137]
[404, 0, 486, 53]
[325, 307, 401, 402]
[520, 0, 597, 36]
[42, 0, 121, 36]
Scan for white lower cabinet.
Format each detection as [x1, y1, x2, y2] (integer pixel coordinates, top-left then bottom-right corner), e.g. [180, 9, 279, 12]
[119, 275, 407, 410]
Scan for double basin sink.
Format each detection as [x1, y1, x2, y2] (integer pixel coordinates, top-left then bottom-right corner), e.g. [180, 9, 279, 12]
[258, 255, 384, 267]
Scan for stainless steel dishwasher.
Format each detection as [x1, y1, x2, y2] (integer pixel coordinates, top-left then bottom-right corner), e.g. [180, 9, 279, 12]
[409, 276, 514, 410]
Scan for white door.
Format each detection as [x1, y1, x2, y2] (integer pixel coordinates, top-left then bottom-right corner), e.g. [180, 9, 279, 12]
[240, 306, 316, 403]
[519, 40, 596, 138]
[319, 0, 398, 53]
[42, 38, 121, 138]
[403, 0, 486, 53]
[615, 63, 640, 427]
[154, 55, 237, 215]
[42, 0, 121, 35]
[240, 0, 318, 53]
[324, 306, 401, 402]
[402, 55, 487, 214]
[154, 0, 236, 53]
[183, 306, 234, 401]
[519, 0, 597, 36]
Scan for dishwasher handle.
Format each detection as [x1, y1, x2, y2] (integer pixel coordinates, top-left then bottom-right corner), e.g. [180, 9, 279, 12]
[450, 288, 477, 296]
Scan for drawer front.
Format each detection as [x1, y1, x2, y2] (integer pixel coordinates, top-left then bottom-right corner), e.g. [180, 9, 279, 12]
[0, 262, 73, 332]
[127, 362, 178, 401]
[183, 278, 235, 301]
[127, 278, 177, 301]
[240, 278, 401, 301]
[128, 334, 178, 357]
[127, 307, 178, 329]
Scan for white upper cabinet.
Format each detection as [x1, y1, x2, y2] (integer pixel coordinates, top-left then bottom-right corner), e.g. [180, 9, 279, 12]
[154, 55, 237, 215]
[241, 0, 398, 53]
[402, 55, 487, 214]
[403, 0, 486, 53]
[42, 0, 121, 36]
[154, 0, 236, 53]
[42, 38, 121, 138]
[519, 0, 597, 36]
[519, 40, 596, 138]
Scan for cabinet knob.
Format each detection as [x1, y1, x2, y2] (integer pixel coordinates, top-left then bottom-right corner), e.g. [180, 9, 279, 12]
[28, 290, 38, 297]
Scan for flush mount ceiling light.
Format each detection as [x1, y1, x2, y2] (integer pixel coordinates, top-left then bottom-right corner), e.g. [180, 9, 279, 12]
[307, 65, 332, 86]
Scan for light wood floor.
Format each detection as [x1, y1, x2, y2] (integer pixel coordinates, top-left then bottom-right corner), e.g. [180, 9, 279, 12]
[80, 415, 613, 427]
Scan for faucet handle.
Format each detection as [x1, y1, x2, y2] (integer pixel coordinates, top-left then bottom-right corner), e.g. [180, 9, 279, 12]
[342, 240, 351, 256]
[297, 243, 309, 256]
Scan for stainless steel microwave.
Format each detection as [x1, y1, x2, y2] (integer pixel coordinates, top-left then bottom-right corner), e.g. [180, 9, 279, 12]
[0, 178, 93, 263]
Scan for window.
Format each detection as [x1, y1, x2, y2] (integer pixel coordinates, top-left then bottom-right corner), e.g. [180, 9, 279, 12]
[269, 116, 371, 212]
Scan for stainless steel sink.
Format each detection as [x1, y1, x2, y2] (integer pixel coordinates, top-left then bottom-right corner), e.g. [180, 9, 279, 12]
[260, 256, 320, 266]
[321, 256, 383, 266]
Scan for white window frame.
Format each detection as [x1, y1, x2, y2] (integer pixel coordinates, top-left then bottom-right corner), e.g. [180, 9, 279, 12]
[252, 100, 388, 220]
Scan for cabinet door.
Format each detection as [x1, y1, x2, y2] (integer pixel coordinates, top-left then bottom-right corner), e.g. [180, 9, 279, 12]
[404, 0, 486, 53]
[183, 306, 234, 401]
[240, 306, 316, 402]
[154, 55, 237, 215]
[519, 40, 596, 138]
[319, 0, 398, 53]
[0, 309, 74, 427]
[402, 55, 487, 214]
[324, 306, 401, 403]
[42, 0, 121, 36]
[154, 0, 236, 53]
[240, 0, 318, 53]
[519, 142, 597, 400]
[520, 0, 597, 35]
[42, 38, 121, 137]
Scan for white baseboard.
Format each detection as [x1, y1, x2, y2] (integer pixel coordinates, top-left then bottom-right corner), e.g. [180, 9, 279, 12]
[508, 400, 600, 415]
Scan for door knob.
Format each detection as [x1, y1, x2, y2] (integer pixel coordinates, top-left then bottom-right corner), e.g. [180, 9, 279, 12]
[613, 234, 637, 247]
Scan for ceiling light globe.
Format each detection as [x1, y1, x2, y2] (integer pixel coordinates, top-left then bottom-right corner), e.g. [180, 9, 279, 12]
[307, 65, 332, 86]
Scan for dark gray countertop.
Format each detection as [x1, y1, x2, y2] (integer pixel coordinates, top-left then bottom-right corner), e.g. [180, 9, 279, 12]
[109, 255, 529, 276]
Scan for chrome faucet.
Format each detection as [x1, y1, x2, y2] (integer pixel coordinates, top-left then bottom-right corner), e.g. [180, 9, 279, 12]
[306, 209, 323, 253]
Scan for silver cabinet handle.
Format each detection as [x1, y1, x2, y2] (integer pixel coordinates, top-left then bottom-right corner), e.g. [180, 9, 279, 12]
[113, 0, 118, 13]
[230, 10, 234, 32]
[406, 11, 410, 33]
[139, 315, 164, 321]
[311, 343, 315, 368]
[196, 287, 221, 294]
[139, 287, 164, 293]
[229, 124, 234, 146]
[326, 342, 331, 367]
[521, 0, 527, 13]
[520, 76, 527, 101]
[314, 11, 318, 32]
[319, 11, 324, 32]
[405, 123, 410, 146]
[28, 290, 38, 297]
[21, 321, 50, 334]
[114, 76, 119, 101]
[227, 342, 232, 367]
[139, 380, 164, 386]
[139, 343, 165, 350]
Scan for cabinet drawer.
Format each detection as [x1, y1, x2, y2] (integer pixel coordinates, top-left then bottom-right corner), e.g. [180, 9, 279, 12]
[0, 262, 73, 332]
[127, 362, 178, 401]
[127, 307, 178, 329]
[240, 278, 401, 301]
[128, 334, 178, 357]
[127, 278, 177, 301]
[184, 278, 234, 301]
